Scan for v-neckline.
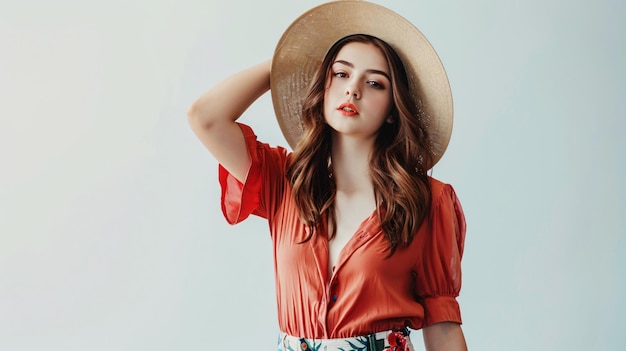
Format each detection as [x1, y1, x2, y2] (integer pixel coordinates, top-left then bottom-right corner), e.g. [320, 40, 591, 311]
[326, 209, 379, 278]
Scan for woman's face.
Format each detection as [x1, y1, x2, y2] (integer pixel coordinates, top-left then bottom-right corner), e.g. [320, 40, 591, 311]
[323, 42, 393, 141]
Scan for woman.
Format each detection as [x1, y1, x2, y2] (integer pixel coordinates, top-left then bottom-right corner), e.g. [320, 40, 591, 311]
[188, 2, 467, 350]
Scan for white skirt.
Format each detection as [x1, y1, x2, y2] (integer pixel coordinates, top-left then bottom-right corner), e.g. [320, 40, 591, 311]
[277, 327, 414, 351]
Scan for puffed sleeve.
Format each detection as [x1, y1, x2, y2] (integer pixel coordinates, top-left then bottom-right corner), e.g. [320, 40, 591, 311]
[413, 181, 466, 327]
[218, 123, 287, 224]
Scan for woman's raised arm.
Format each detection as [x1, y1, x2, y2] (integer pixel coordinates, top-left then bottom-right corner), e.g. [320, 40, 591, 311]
[187, 59, 271, 182]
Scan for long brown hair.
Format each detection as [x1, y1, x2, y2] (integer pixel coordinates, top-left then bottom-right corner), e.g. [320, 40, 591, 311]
[286, 34, 432, 254]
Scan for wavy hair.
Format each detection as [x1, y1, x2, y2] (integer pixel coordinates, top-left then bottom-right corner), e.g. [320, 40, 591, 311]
[286, 34, 432, 255]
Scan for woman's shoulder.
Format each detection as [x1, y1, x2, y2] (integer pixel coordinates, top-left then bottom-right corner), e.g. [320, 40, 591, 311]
[427, 176, 453, 198]
[426, 176, 465, 231]
[426, 176, 463, 213]
[236, 122, 292, 158]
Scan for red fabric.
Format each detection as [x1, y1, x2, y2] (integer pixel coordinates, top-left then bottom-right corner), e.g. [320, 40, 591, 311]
[219, 123, 466, 338]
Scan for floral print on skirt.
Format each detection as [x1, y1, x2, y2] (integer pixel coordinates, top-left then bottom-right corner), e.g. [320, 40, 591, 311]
[277, 327, 413, 351]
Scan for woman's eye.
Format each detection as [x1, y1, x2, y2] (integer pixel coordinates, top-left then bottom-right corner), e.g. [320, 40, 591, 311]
[334, 72, 348, 78]
[368, 80, 384, 89]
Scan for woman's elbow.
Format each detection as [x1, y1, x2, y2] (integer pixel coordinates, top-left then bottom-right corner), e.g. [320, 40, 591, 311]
[186, 100, 214, 131]
[186, 99, 201, 123]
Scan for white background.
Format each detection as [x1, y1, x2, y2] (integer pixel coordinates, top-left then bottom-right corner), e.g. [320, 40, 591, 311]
[1, 0, 624, 350]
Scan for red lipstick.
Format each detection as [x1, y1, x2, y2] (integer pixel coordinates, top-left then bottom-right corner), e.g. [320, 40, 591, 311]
[337, 102, 359, 116]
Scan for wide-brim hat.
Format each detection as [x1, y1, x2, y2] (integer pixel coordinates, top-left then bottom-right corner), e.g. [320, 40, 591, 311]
[270, 0, 453, 169]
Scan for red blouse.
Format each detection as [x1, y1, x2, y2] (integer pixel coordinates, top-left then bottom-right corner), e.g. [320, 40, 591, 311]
[219, 123, 466, 338]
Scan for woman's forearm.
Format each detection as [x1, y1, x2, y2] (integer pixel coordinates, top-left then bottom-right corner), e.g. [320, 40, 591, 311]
[186, 59, 271, 182]
[423, 322, 468, 351]
[187, 59, 271, 129]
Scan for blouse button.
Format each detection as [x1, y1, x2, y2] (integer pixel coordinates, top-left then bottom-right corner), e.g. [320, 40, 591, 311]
[332, 295, 338, 302]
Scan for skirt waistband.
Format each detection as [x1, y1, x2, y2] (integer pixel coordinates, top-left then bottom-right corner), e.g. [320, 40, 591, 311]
[277, 327, 413, 351]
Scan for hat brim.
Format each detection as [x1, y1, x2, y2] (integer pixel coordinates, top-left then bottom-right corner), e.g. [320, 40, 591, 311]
[271, 0, 453, 168]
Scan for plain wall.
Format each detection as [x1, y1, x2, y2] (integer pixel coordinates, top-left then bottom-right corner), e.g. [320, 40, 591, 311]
[1, 0, 624, 350]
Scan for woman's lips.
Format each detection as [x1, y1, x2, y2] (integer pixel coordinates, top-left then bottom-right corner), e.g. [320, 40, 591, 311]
[338, 102, 359, 116]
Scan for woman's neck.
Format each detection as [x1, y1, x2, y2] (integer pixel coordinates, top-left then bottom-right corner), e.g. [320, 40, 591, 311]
[330, 135, 375, 194]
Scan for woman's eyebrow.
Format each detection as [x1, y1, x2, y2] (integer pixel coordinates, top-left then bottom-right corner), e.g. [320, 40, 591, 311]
[333, 60, 391, 81]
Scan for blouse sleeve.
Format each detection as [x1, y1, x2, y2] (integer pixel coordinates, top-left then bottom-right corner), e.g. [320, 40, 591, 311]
[414, 182, 467, 327]
[218, 123, 287, 224]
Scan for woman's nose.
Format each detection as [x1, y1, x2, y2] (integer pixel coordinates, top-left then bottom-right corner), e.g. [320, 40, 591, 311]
[345, 82, 360, 99]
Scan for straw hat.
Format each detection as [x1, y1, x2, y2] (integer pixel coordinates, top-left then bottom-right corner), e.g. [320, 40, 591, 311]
[270, 0, 453, 168]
